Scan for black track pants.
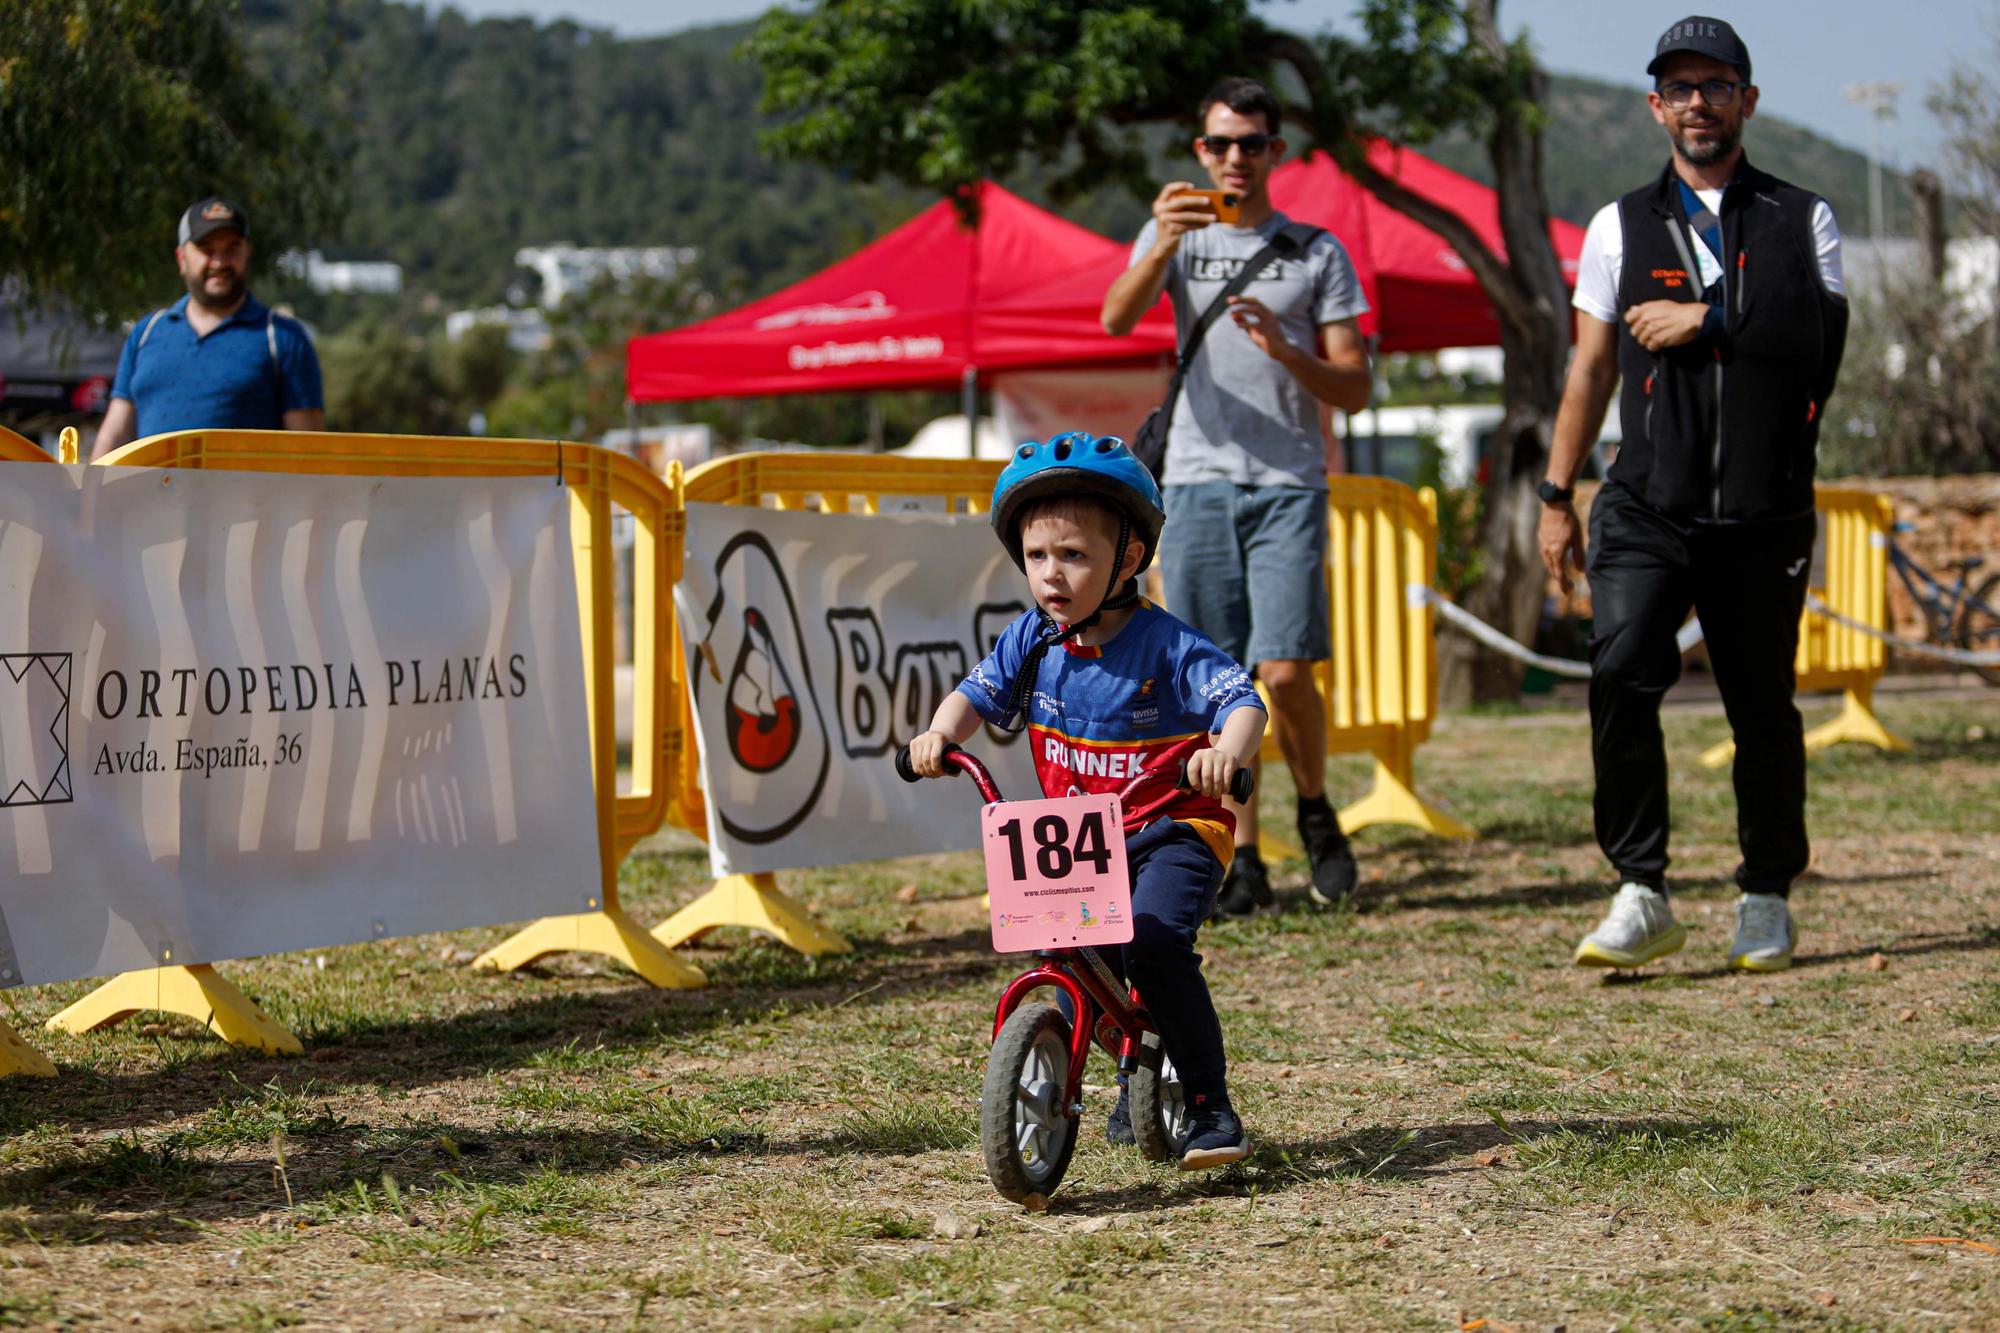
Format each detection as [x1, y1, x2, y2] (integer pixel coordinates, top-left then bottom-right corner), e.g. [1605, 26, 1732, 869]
[1585, 483, 1816, 897]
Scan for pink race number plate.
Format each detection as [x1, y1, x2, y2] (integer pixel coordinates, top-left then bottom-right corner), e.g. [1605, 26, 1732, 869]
[981, 792, 1133, 953]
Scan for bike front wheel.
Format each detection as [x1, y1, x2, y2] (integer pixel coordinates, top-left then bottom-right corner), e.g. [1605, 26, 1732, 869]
[980, 1003, 1079, 1204]
[1959, 573, 2000, 686]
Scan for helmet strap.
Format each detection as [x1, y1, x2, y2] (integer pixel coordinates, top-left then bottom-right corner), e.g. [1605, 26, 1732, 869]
[993, 512, 1137, 734]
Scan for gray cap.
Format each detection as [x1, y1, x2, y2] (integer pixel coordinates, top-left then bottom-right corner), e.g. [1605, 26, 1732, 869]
[1647, 16, 1751, 83]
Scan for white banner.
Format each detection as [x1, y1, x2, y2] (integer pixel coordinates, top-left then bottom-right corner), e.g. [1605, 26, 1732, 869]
[0, 464, 599, 989]
[675, 503, 1041, 876]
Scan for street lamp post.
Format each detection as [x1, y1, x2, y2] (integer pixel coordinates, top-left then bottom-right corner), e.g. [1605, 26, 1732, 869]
[1844, 80, 1903, 238]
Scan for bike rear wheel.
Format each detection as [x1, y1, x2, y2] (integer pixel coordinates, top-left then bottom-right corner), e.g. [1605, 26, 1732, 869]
[980, 1003, 1079, 1204]
[1960, 573, 2000, 686]
[1127, 1031, 1188, 1164]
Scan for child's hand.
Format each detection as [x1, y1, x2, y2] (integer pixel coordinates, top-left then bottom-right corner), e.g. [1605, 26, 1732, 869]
[907, 730, 954, 778]
[1183, 748, 1241, 800]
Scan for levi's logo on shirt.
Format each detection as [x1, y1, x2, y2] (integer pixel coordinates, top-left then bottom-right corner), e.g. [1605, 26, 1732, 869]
[1188, 256, 1282, 282]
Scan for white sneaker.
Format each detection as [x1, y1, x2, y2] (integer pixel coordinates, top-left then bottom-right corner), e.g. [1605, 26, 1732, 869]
[1728, 893, 1796, 972]
[1574, 882, 1688, 969]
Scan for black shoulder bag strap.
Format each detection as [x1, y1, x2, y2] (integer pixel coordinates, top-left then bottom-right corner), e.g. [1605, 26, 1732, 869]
[1155, 221, 1325, 442]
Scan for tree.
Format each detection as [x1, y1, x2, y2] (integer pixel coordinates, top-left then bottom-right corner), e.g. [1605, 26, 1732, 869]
[747, 0, 1570, 700]
[0, 0, 340, 320]
[1820, 34, 2000, 476]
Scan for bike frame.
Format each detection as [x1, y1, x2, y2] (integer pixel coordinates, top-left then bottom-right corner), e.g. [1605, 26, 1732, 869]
[938, 748, 1159, 1122]
[1888, 530, 1995, 639]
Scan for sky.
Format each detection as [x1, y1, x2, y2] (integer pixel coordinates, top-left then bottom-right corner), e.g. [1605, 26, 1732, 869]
[425, 0, 1998, 168]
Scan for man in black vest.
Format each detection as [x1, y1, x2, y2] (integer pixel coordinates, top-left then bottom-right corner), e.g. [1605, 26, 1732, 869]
[1538, 16, 1849, 973]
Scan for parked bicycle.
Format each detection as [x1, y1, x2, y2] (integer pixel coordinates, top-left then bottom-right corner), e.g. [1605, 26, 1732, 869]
[1888, 524, 2000, 685]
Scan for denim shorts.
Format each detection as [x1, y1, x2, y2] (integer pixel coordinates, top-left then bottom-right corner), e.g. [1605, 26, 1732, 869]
[1160, 481, 1330, 666]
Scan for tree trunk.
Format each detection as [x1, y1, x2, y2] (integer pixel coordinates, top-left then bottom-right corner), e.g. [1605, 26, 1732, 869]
[1438, 4, 1573, 705]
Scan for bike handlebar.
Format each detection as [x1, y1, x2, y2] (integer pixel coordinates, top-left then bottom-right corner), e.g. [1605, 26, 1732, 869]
[892, 743, 1253, 805]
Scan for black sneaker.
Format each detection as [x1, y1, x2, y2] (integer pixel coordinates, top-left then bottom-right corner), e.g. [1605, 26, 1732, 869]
[1213, 849, 1272, 919]
[1178, 1091, 1252, 1170]
[1298, 797, 1358, 908]
[1105, 1078, 1135, 1146]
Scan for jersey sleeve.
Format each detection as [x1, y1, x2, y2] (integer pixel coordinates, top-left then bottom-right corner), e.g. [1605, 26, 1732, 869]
[275, 318, 325, 413]
[956, 611, 1036, 726]
[110, 324, 142, 403]
[1171, 626, 1263, 732]
[1572, 203, 1623, 324]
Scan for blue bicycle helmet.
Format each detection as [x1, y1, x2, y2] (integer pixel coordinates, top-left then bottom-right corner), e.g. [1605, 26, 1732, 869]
[989, 431, 1166, 574]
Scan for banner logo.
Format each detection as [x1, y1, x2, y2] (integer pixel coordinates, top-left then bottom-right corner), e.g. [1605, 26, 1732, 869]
[0, 652, 74, 808]
[692, 532, 831, 844]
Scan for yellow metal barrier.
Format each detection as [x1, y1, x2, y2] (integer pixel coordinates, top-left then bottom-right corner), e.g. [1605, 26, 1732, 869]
[43, 430, 703, 1054]
[1701, 486, 1907, 768]
[0, 423, 48, 462]
[1315, 479, 1473, 838]
[652, 453, 1002, 956]
[0, 1015, 55, 1078]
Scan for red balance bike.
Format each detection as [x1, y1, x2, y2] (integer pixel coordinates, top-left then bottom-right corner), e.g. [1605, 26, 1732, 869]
[894, 741, 1252, 1205]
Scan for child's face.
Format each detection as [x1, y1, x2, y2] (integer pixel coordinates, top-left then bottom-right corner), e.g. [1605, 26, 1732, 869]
[1019, 511, 1134, 627]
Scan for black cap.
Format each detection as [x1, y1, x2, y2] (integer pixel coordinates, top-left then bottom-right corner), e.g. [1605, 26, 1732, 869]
[177, 197, 249, 246]
[1647, 16, 1751, 83]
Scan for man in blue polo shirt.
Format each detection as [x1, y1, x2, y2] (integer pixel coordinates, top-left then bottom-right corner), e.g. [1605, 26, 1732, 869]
[91, 197, 324, 458]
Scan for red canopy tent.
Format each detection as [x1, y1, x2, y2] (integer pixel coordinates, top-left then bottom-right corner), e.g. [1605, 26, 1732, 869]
[624, 144, 1589, 405]
[983, 140, 1588, 355]
[625, 181, 1169, 403]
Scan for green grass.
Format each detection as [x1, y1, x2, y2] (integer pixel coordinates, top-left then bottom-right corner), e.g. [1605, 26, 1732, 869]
[0, 692, 1995, 1328]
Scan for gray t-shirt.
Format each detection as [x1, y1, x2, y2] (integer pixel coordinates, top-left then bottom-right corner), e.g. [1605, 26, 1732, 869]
[1131, 212, 1369, 489]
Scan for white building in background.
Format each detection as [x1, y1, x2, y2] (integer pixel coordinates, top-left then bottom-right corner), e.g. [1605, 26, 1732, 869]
[1842, 236, 1998, 321]
[514, 244, 699, 308]
[444, 305, 551, 353]
[277, 250, 403, 296]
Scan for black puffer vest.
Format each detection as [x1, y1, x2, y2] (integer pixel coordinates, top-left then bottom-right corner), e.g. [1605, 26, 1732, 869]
[1610, 158, 1850, 522]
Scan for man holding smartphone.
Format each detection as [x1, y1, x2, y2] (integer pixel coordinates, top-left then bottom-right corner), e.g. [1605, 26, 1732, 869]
[1102, 77, 1373, 916]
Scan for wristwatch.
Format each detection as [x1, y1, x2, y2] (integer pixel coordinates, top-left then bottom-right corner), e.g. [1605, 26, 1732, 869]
[1537, 478, 1575, 506]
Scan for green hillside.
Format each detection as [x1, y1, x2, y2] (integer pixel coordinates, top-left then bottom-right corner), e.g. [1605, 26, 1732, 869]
[243, 3, 1902, 319]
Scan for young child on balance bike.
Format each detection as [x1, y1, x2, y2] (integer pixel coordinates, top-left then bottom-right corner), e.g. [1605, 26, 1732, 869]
[906, 431, 1267, 1168]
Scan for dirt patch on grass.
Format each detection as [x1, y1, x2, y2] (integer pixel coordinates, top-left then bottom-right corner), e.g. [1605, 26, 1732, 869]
[3, 694, 1997, 1330]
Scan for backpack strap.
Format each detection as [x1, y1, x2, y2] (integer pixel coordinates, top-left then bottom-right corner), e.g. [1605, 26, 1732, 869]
[134, 308, 169, 351]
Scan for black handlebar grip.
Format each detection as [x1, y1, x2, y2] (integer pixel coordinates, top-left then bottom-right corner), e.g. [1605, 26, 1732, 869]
[893, 741, 963, 783]
[1175, 759, 1255, 803]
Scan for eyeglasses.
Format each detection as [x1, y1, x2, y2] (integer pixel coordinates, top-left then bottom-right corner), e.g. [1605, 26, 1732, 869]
[1198, 133, 1274, 157]
[1657, 79, 1748, 108]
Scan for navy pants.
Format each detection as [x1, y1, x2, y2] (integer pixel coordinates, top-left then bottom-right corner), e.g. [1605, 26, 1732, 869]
[1119, 817, 1230, 1098]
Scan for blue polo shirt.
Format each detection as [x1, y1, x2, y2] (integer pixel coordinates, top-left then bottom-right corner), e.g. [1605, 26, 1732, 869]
[110, 294, 323, 437]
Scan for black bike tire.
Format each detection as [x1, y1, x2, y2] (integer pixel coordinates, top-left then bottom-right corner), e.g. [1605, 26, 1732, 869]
[1127, 1032, 1186, 1164]
[980, 1003, 1079, 1205]
[1958, 572, 2000, 687]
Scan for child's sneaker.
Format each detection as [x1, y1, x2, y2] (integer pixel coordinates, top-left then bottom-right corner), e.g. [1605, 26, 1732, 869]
[1298, 796, 1357, 907]
[1178, 1091, 1252, 1170]
[1106, 1078, 1135, 1145]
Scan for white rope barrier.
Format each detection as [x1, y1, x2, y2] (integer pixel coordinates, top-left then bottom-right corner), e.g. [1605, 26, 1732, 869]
[1802, 594, 2000, 667]
[1412, 584, 2000, 673]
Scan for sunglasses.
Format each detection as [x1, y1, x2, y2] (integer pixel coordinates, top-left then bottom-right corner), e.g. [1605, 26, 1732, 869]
[1198, 133, 1274, 157]
[1657, 79, 1748, 108]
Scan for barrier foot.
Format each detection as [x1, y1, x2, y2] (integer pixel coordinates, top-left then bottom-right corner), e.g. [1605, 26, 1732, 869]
[474, 909, 707, 989]
[1804, 685, 1911, 756]
[651, 873, 853, 956]
[1338, 756, 1477, 840]
[46, 965, 302, 1055]
[1, 1017, 55, 1078]
[1702, 685, 1911, 769]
